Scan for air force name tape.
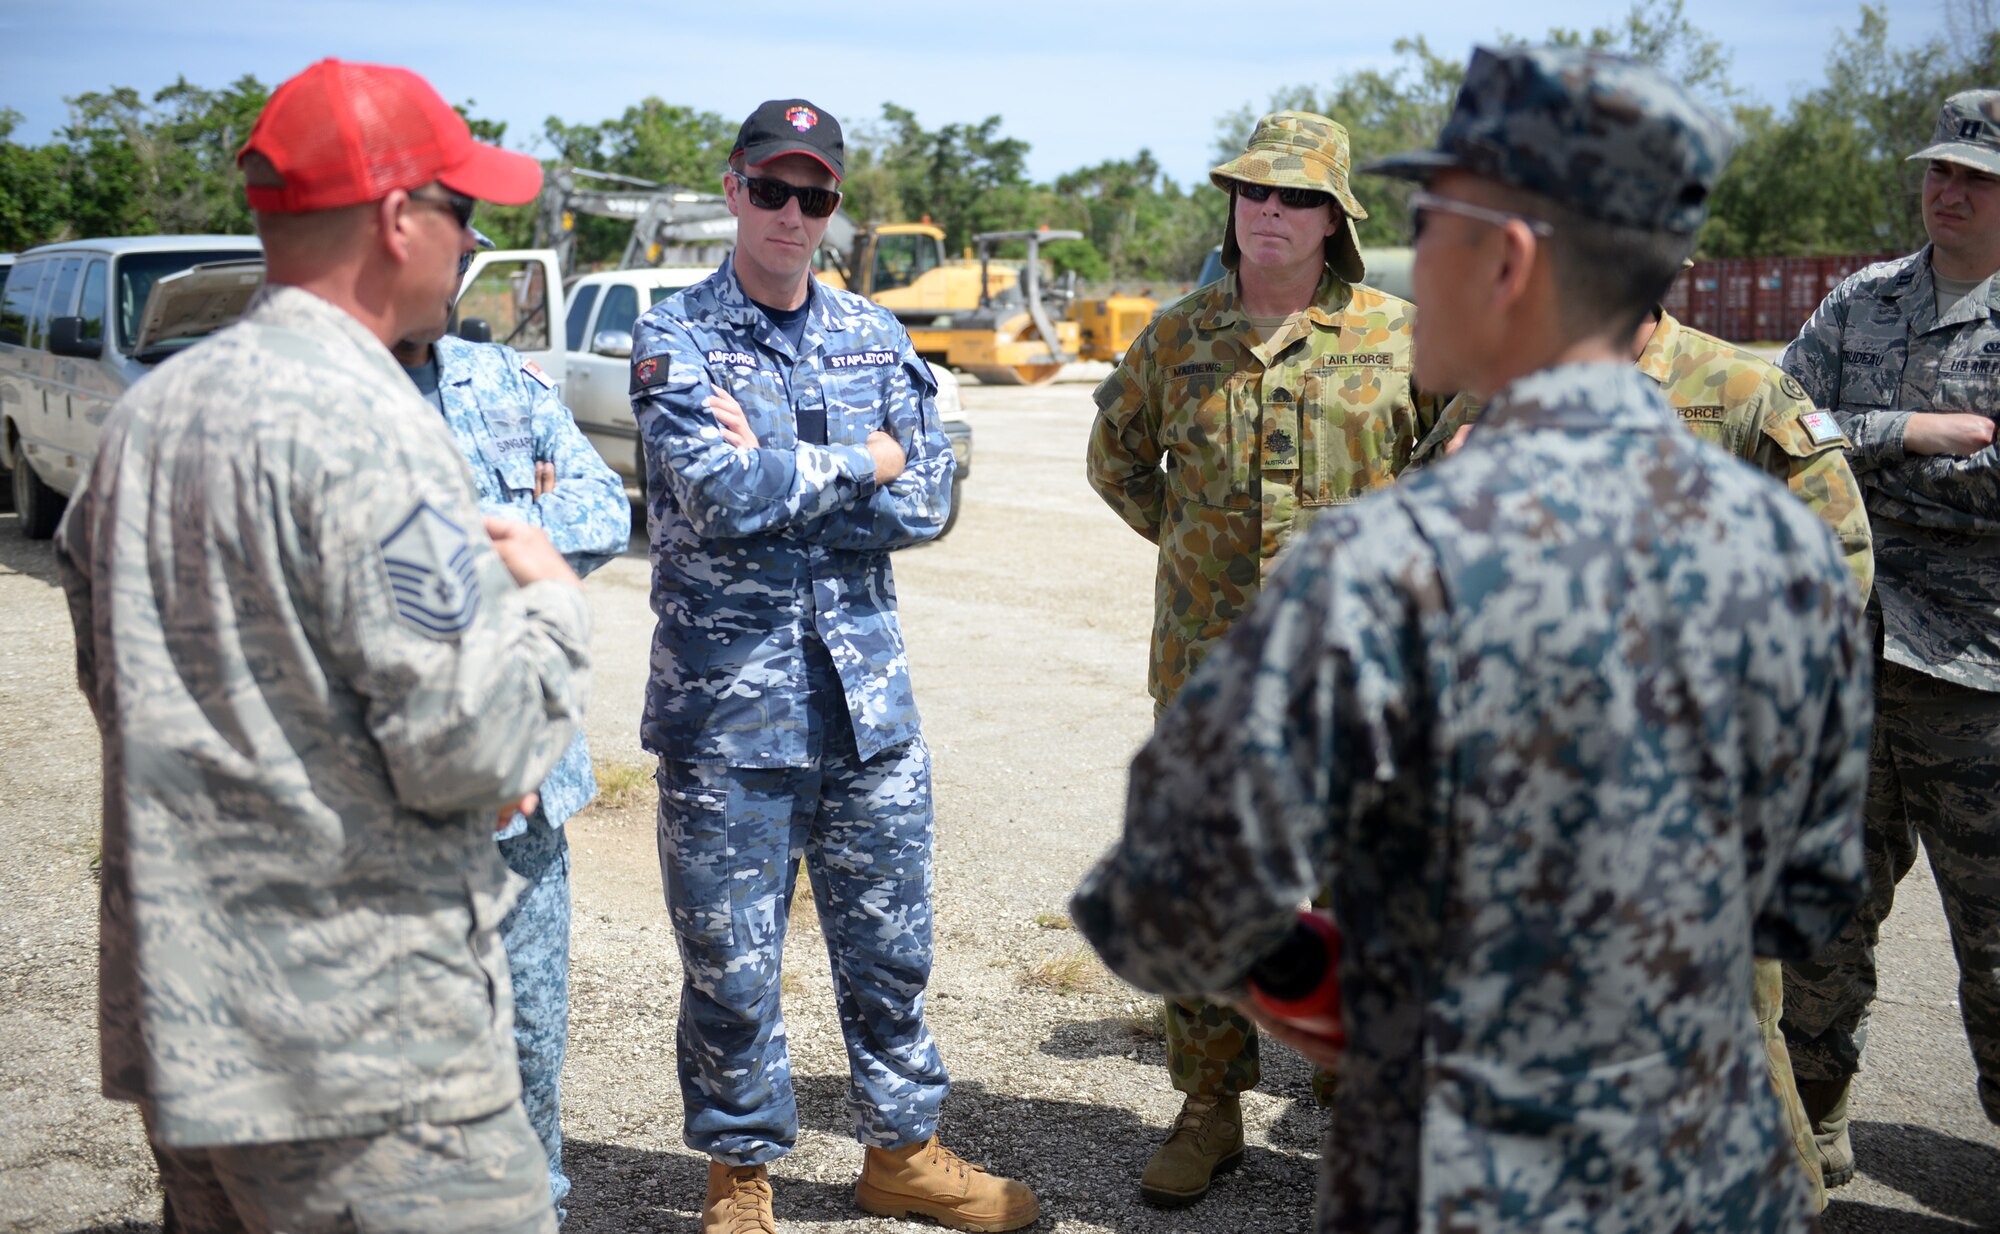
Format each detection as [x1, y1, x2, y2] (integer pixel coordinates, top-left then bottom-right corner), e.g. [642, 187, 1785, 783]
[380, 501, 482, 639]
[706, 348, 757, 367]
[827, 349, 896, 369]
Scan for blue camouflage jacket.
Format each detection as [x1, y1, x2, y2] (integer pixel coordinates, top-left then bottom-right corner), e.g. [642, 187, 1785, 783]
[432, 334, 631, 833]
[1075, 363, 1871, 1234]
[629, 257, 952, 768]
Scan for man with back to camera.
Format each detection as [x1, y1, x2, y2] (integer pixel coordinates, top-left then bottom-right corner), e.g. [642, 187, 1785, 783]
[392, 228, 632, 1222]
[628, 99, 1038, 1234]
[1410, 262, 1879, 1211]
[1086, 108, 1441, 1209]
[54, 58, 589, 1233]
[1072, 45, 1872, 1233]
[1779, 87, 2000, 1188]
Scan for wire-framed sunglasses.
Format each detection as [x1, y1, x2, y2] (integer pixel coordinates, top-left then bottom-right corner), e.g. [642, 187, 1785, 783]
[731, 171, 843, 219]
[1236, 181, 1333, 211]
[1408, 190, 1554, 241]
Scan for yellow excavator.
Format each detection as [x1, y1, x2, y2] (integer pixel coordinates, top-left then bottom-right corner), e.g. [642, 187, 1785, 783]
[821, 223, 1155, 385]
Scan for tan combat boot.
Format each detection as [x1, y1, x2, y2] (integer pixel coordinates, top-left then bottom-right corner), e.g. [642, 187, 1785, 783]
[703, 1160, 776, 1234]
[855, 1136, 1040, 1231]
[1140, 1093, 1244, 1207]
[1799, 1077, 1855, 1188]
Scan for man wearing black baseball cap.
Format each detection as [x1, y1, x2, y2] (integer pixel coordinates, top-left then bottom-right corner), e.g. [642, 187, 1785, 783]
[629, 100, 1035, 1234]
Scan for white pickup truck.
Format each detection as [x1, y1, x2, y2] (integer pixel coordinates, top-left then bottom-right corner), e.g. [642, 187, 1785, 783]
[560, 265, 972, 535]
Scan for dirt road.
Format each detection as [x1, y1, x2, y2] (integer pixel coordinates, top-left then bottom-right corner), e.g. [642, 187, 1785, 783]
[2, 378, 1994, 1232]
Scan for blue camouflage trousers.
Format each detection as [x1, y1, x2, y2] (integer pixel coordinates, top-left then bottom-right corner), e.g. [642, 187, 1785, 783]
[1783, 658, 2000, 1125]
[655, 670, 948, 1165]
[499, 814, 573, 1217]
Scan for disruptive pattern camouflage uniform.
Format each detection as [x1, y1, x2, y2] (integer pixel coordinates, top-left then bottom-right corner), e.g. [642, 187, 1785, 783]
[630, 257, 955, 1165]
[1073, 361, 1873, 1234]
[1088, 268, 1438, 1101]
[1411, 310, 1874, 1208]
[54, 286, 592, 1233]
[424, 334, 632, 1217]
[1779, 240, 2000, 1125]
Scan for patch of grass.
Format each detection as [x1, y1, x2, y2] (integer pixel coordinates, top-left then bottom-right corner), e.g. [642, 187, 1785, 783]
[1032, 911, 1072, 931]
[1020, 947, 1105, 995]
[591, 760, 653, 811]
[1122, 1004, 1168, 1040]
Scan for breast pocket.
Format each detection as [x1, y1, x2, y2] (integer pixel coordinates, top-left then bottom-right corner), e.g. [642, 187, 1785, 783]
[1161, 371, 1254, 509]
[820, 368, 890, 445]
[477, 412, 537, 497]
[1837, 359, 1899, 409]
[1300, 360, 1414, 504]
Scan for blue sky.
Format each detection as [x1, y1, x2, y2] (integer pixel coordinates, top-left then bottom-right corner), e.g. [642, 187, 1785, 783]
[1, 0, 1957, 189]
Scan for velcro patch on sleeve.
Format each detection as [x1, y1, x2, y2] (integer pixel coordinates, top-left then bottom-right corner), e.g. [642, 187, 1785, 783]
[520, 359, 555, 390]
[379, 501, 481, 640]
[1801, 411, 1847, 446]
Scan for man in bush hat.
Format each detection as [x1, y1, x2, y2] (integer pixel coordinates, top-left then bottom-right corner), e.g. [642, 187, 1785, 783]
[55, 58, 589, 1233]
[1780, 85, 2000, 1188]
[1085, 112, 1441, 1206]
[1074, 46, 1871, 1232]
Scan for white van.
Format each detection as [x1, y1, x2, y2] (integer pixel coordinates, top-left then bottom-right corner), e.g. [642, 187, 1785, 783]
[1, 235, 263, 536]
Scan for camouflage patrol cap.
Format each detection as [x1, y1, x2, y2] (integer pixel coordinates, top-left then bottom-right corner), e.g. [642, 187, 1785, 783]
[1211, 111, 1368, 283]
[1908, 89, 2000, 177]
[1362, 46, 1735, 236]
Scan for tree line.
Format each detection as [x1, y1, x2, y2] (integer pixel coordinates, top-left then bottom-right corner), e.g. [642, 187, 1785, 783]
[1, 1, 1992, 282]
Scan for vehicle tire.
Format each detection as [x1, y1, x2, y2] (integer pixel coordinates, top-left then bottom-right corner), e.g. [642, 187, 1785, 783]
[12, 452, 65, 539]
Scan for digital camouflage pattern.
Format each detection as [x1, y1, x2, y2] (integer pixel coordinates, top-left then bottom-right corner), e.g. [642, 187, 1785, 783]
[1364, 45, 1736, 235]
[1087, 267, 1441, 707]
[1074, 362, 1872, 1234]
[431, 333, 629, 837]
[1210, 110, 1368, 283]
[1779, 248, 2000, 1125]
[424, 333, 626, 1217]
[656, 656, 947, 1166]
[1909, 89, 2000, 176]
[1412, 310, 1874, 594]
[630, 255, 952, 769]
[52, 286, 593, 1150]
[1780, 249, 2000, 690]
[146, 1102, 555, 1234]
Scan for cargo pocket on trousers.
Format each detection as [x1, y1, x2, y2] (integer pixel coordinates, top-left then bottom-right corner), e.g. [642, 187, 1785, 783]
[656, 761, 738, 950]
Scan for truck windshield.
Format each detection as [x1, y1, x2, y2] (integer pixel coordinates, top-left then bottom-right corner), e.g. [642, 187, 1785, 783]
[116, 250, 259, 353]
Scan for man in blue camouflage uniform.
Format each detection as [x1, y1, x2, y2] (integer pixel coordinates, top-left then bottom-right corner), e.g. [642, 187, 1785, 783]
[629, 100, 1037, 1234]
[1073, 47, 1872, 1234]
[57, 60, 584, 1233]
[393, 237, 631, 1221]
[1779, 88, 2000, 1187]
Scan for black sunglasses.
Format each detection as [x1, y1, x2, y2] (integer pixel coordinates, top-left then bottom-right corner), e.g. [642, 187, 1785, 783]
[1236, 181, 1333, 211]
[731, 172, 842, 219]
[411, 188, 476, 231]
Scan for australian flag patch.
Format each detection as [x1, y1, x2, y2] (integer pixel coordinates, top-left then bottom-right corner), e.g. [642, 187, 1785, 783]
[379, 501, 481, 639]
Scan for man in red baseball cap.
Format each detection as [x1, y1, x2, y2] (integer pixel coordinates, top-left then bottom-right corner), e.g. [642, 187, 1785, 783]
[57, 58, 586, 1234]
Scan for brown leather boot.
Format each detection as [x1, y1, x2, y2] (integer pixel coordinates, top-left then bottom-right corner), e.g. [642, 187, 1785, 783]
[855, 1136, 1039, 1231]
[1140, 1093, 1244, 1207]
[1799, 1077, 1855, 1188]
[703, 1160, 776, 1234]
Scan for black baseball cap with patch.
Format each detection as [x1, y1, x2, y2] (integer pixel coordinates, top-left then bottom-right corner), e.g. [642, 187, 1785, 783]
[733, 99, 844, 182]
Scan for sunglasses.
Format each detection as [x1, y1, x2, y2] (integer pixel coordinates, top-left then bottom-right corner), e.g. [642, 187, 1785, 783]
[1407, 190, 1554, 241]
[410, 188, 476, 231]
[731, 171, 842, 219]
[1236, 181, 1333, 211]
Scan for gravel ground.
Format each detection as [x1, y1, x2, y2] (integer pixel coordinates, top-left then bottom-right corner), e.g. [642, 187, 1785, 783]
[2, 371, 1996, 1233]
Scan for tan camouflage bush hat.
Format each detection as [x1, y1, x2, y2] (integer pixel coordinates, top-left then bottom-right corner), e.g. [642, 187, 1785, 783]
[1909, 89, 2000, 176]
[1211, 111, 1368, 283]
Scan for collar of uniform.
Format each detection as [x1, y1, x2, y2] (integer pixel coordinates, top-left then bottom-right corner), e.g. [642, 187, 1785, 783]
[1192, 267, 1355, 334]
[712, 253, 845, 358]
[431, 333, 484, 385]
[1633, 310, 1681, 386]
[1475, 360, 1681, 438]
[248, 284, 409, 389]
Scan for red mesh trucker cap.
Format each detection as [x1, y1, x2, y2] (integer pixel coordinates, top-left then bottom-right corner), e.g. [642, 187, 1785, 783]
[238, 58, 543, 212]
